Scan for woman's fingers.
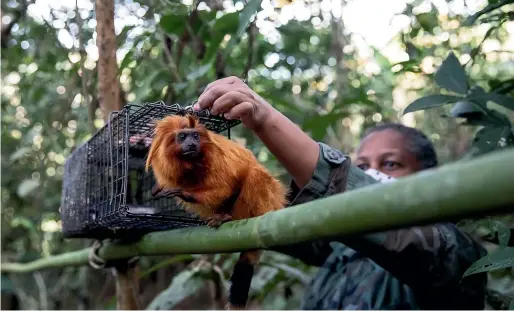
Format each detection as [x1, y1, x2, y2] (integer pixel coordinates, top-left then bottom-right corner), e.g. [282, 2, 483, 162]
[203, 76, 244, 93]
[193, 76, 265, 128]
[197, 78, 251, 111]
[210, 90, 252, 115]
[224, 102, 254, 120]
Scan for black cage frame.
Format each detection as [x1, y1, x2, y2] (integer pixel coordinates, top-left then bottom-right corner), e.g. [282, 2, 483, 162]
[60, 101, 241, 239]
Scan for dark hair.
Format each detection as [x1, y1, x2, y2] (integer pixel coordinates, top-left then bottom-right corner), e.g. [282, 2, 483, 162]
[360, 123, 438, 170]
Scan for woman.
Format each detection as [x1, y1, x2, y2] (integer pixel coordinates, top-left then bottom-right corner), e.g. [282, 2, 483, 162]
[195, 77, 487, 310]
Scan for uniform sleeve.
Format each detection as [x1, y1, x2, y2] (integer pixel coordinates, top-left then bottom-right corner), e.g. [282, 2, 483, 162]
[268, 142, 353, 266]
[271, 142, 487, 307]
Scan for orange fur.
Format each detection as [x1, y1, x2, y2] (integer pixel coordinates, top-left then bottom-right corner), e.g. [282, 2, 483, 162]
[145, 114, 288, 220]
[145, 114, 289, 310]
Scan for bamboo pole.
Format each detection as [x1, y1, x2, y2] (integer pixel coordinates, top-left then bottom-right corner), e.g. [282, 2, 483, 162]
[2, 148, 514, 273]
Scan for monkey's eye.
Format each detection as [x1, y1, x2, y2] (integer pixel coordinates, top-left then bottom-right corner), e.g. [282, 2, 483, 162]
[193, 132, 199, 140]
[178, 133, 186, 141]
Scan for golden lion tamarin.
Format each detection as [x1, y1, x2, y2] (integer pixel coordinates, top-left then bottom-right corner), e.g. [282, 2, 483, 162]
[145, 114, 288, 309]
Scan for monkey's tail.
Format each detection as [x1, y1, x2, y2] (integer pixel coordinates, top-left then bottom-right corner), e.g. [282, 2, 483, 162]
[225, 249, 261, 310]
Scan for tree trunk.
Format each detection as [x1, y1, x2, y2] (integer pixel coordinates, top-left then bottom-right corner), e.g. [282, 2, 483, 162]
[95, 1, 137, 309]
[96, 0, 123, 121]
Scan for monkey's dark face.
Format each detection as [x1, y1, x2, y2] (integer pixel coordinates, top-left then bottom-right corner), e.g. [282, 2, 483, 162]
[176, 130, 202, 160]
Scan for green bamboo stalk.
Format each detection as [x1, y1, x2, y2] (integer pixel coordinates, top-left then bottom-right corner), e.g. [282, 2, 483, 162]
[2, 148, 514, 273]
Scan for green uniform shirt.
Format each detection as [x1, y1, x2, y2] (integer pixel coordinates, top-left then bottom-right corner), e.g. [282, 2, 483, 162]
[271, 143, 487, 310]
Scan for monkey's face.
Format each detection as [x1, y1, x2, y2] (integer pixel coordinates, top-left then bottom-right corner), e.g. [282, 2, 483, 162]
[176, 130, 202, 160]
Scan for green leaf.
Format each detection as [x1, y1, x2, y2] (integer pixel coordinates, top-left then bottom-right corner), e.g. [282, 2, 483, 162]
[478, 92, 514, 111]
[391, 60, 422, 74]
[466, 126, 514, 158]
[9, 147, 31, 162]
[465, 85, 489, 110]
[450, 100, 483, 118]
[134, 69, 171, 101]
[202, 12, 240, 63]
[449, 91, 512, 127]
[490, 78, 514, 94]
[145, 264, 211, 310]
[186, 63, 212, 81]
[262, 262, 311, 285]
[372, 48, 392, 68]
[173, 82, 190, 92]
[459, 99, 512, 126]
[159, 14, 188, 36]
[236, 0, 263, 38]
[434, 52, 469, 94]
[1, 275, 14, 293]
[222, 0, 263, 58]
[462, 247, 514, 277]
[11, 216, 37, 233]
[116, 25, 135, 47]
[303, 112, 347, 141]
[140, 254, 197, 279]
[463, 0, 514, 26]
[461, 113, 507, 127]
[403, 94, 462, 114]
[250, 265, 280, 293]
[120, 49, 135, 70]
[475, 219, 510, 248]
[16, 179, 40, 198]
[416, 12, 438, 34]
[409, 26, 421, 38]
[486, 220, 512, 248]
[510, 298, 514, 310]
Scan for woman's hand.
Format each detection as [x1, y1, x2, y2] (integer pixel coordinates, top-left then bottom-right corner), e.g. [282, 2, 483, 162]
[194, 76, 274, 132]
[195, 76, 320, 188]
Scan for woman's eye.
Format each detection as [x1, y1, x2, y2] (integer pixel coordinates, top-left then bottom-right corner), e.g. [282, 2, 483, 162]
[383, 161, 400, 169]
[357, 164, 369, 171]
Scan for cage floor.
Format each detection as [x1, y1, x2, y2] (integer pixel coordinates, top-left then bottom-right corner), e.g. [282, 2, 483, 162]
[62, 207, 206, 239]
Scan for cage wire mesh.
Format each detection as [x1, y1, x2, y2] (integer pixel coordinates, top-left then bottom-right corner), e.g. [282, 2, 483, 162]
[60, 101, 241, 239]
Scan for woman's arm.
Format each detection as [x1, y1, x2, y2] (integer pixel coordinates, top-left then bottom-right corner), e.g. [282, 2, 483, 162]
[253, 107, 320, 188]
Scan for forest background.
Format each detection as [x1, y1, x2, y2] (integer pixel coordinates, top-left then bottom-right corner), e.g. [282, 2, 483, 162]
[1, 0, 514, 309]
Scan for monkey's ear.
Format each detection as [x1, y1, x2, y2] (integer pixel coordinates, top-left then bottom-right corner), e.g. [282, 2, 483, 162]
[186, 114, 199, 128]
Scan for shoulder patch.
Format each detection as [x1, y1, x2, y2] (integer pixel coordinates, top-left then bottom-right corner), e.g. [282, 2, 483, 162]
[319, 143, 346, 165]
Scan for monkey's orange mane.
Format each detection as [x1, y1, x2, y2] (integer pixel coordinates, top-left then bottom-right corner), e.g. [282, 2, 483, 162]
[145, 114, 221, 188]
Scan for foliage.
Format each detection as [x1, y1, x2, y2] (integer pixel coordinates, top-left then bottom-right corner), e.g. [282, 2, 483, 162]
[403, 51, 514, 159]
[2, 0, 514, 309]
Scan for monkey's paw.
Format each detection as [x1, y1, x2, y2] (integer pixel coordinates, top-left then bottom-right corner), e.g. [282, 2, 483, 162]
[205, 213, 233, 228]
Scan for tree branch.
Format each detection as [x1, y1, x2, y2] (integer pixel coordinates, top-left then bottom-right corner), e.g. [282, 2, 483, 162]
[464, 0, 514, 26]
[1, 0, 32, 48]
[242, 21, 256, 80]
[2, 148, 514, 273]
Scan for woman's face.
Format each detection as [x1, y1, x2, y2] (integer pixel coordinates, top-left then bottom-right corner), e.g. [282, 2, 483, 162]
[355, 129, 422, 178]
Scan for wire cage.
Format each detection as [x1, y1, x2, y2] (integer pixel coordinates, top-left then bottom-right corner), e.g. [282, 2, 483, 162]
[60, 101, 241, 239]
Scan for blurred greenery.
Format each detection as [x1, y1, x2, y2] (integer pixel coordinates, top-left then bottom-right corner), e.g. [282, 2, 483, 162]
[1, 0, 513, 309]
